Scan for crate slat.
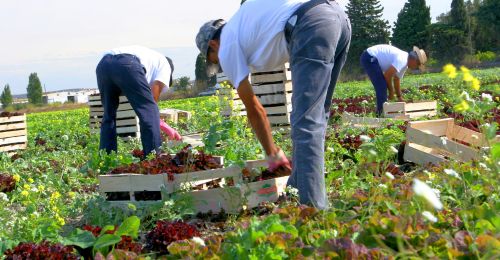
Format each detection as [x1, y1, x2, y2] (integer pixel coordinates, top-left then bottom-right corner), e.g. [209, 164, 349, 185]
[0, 143, 27, 152]
[384, 101, 437, 119]
[404, 143, 447, 166]
[0, 122, 26, 132]
[0, 136, 28, 146]
[404, 118, 496, 166]
[0, 129, 27, 139]
[341, 112, 393, 128]
[89, 103, 134, 112]
[88, 95, 128, 105]
[0, 115, 26, 124]
[90, 110, 137, 118]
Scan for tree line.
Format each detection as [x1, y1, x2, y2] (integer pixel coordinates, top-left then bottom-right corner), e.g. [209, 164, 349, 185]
[344, 0, 499, 76]
[195, 0, 499, 88]
[1, 73, 43, 108]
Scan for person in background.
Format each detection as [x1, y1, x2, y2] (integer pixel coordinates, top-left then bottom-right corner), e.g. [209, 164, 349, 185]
[96, 45, 181, 156]
[196, 0, 351, 209]
[360, 44, 427, 116]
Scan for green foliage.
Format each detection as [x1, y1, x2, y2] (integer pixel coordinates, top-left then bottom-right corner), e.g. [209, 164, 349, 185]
[345, 0, 390, 74]
[177, 76, 191, 91]
[451, 0, 469, 33]
[63, 216, 140, 255]
[475, 51, 497, 62]
[475, 0, 500, 52]
[1, 84, 13, 108]
[392, 0, 431, 51]
[27, 72, 43, 105]
[426, 23, 470, 64]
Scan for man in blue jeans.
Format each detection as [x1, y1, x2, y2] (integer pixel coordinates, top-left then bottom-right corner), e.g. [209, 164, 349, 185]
[96, 45, 181, 156]
[360, 44, 427, 116]
[196, 0, 351, 209]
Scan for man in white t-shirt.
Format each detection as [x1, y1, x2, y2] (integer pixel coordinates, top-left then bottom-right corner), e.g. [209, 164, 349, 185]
[96, 45, 181, 156]
[360, 44, 427, 115]
[196, 0, 351, 209]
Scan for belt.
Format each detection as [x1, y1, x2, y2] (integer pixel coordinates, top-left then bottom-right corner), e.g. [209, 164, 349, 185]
[285, 0, 331, 43]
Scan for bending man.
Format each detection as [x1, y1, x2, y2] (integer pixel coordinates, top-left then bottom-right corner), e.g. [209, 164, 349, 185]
[360, 44, 427, 115]
[96, 45, 181, 156]
[196, 0, 351, 209]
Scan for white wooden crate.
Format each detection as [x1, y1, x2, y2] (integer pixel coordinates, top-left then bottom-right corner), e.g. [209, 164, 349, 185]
[241, 160, 289, 209]
[220, 64, 293, 128]
[383, 101, 437, 119]
[0, 114, 28, 154]
[88, 94, 140, 138]
[404, 118, 499, 166]
[341, 112, 394, 128]
[159, 108, 192, 124]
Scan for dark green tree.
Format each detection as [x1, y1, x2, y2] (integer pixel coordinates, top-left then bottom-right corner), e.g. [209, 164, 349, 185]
[195, 53, 216, 92]
[450, 0, 469, 32]
[475, 0, 500, 52]
[426, 24, 469, 64]
[451, 0, 473, 57]
[27, 73, 43, 105]
[1, 84, 13, 108]
[345, 0, 391, 74]
[178, 76, 191, 91]
[392, 0, 431, 51]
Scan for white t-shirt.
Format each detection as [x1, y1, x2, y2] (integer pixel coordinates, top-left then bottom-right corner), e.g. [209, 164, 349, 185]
[367, 44, 409, 79]
[219, 0, 308, 88]
[105, 45, 172, 93]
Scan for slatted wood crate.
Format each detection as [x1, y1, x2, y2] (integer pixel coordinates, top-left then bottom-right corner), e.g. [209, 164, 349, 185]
[99, 157, 290, 213]
[404, 118, 499, 166]
[99, 157, 241, 213]
[88, 94, 141, 139]
[0, 114, 28, 155]
[241, 160, 290, 209]
[383, 101, 437, 119]
[219, 64, 293, 128]
[342, 112, 394, 128]
[159, 108, 192, 124]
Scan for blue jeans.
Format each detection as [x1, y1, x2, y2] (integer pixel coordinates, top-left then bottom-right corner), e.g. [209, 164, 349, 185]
[286, 1, 351, 209]
[96, 54, 161, 156]
[360, 50, 387, 116]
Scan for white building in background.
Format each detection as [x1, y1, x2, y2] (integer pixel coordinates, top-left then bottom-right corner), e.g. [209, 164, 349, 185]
[43, 88, 99, 104]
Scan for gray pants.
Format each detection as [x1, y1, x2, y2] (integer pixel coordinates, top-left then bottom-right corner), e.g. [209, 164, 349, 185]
[286, 1, 351, 209]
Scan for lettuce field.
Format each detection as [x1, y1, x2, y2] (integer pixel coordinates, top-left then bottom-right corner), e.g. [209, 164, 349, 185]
[0, 67, 499, 259]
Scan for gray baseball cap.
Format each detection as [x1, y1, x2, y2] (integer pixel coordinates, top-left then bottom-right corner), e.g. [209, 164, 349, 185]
[196, 19, 226, 76]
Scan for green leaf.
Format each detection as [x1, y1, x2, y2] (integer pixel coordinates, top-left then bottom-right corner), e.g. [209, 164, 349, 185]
[93, 234, 122, 250]
[116, 216, 140, 238]
[100, 225, 116, 236]
[62, 229, 96, 249]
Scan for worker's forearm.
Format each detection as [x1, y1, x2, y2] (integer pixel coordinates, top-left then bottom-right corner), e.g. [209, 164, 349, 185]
[394, 80, 402, 98]
[385, 77, 395, 98]
[245, 102, 278, 156]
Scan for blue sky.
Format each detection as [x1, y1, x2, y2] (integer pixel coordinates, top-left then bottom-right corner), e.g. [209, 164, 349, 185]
[0, 0, 451, 94]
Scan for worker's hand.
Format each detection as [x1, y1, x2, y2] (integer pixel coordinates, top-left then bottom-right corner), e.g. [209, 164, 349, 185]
[267, 148, 291, 174]
[159, 120, 182, 141]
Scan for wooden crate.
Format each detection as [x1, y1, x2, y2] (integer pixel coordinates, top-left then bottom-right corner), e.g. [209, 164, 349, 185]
[404, 118, 499, 166]
[241, 160, 289, 209]
[383, 101, 437, 119]
[0, 114, 28, 154]
[219, 64, 293, 128]
[341, 112, 394, 128]
[88, 94, 141, 138]
[159, 108, 192, 124]
[98, 156, 245, 213]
